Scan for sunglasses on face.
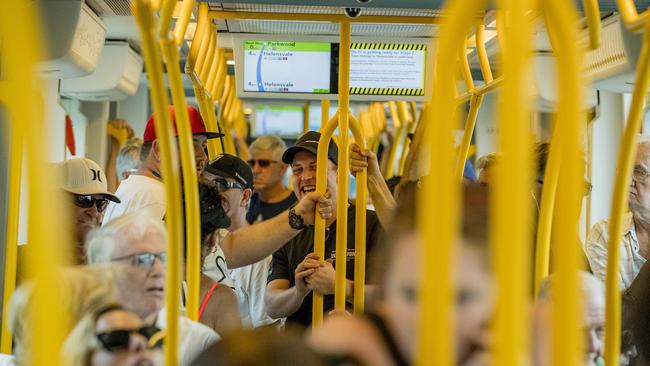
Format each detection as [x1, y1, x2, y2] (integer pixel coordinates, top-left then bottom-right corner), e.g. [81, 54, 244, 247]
[111, 252, 167, 269]
[96, 325, 163, 352]
[247, 159, 278, 168]
[213, 178, 244, 192]
[73, 195, 109, 212]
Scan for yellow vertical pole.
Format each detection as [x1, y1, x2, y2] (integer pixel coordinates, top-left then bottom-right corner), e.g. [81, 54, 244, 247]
[455, 94, 483, 181]
[397, 102, 417, 176]
[492, 0, 533, 365]
[200, 29, 216, 83]
[312, 112, 339, 327]
[582, 0, 602, 49]
[303, 101, 311, 133]
[603, 18, 650, 366]
[0, 118, 21, 353]
[385, 101, 403, 179]
[1, 1, 69, 364]
[132, 1, 182, 365]
[417, 2, 486, 366]
[335, 21, 351, 312]
[321, 99, 330, 131]
[544, 1, 586, 365]
[173, 0, 196, 46]
[349, 114, 368, 314]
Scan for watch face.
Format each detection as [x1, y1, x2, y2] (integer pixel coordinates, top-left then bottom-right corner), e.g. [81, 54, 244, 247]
[289, 208, 305, 230]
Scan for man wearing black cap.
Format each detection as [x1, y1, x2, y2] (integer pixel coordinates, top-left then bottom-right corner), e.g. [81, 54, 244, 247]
[265, 131, 383, 327]
[203, 154, 280, 328]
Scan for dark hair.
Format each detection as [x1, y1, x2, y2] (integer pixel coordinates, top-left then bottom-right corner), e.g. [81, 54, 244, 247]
[535, 142, 550, 182]
[140, 141, 153, 162]
[181, 183, 230, 261]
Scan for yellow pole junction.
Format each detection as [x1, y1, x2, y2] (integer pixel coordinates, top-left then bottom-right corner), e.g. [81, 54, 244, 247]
[603, 18, 650, 366]
[1, 1, 69, 364]
[491, 0, 534, 365]
[615, 0, 650, 33]
[335, 21, 351, 312]
[417, 1, 480, 365]
[544, 1, 586, 365]
[132, 1, 183, 365]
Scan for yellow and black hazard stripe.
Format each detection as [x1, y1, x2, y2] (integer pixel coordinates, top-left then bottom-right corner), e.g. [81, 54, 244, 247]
[350, 87, 425, 96]
[350, 43, 426, 51]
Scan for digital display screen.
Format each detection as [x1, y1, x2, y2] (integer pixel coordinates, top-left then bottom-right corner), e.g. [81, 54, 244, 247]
[349, 43, 426, 96]
[243, 41, 332, 94]
[253, 105, 304, 137]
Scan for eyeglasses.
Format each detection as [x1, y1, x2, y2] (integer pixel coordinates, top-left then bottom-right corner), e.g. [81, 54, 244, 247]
[247, 159, 278, 168]
[111, 252, 167, 269]
[96, 325, 163, 352]
[73, 194, 109, 212]
[633, 167, 650, 181]
[213, 178, 244, 192]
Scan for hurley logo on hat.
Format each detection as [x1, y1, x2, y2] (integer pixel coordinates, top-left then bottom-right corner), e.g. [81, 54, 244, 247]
[59, 158, 121, 203]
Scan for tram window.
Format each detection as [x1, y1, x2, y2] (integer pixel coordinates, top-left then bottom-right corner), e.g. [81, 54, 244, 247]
[252, 104, 303, 137]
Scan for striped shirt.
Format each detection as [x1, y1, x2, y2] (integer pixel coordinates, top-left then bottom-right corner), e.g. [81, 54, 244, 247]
[586, 212, 647, 289]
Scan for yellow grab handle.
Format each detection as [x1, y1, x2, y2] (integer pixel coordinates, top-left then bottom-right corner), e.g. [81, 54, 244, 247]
[132, 2, 183, 365]
[615, 0, 650, 32]
[459, 40, 475, 92]
[604, 18, 650, 366]
[199, 28, 216, 84]
[160, 38, 202, 322]
[385, 101, 403, 179]
[173, 0, 196, 46]
[312, 111, 340, 327]
[188, 3, 209, 72]
[158, 0, 176, 39]
[582, 0, 602, 49]
[320, 99, 330, 132]
[476, 24, 494, 83]
[455, 94, 484, 182]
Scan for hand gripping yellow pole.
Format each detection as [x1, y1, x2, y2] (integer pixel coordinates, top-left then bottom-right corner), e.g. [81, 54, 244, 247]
[312, 111, 340, 327]
[417, 1, 485, 365]
[132, 2, 183, 365]
[160, 0, 202, 322]
[1, 1, 70, 364]
[335, 21, 351, 312]
[0, 112, 22, 354]
[603, 18, 650, 366]
[491, 0, 534, 364]
[544, 1, 586, 365]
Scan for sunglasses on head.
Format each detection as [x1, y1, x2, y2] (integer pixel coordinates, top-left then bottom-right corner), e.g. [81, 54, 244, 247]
[247, 159, 278, 168]
[73, 194, 109, 212]
[111, 252, 167, 269]
[96, 325, 163, 352]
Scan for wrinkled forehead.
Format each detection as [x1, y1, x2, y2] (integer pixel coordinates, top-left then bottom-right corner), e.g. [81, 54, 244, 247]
[115, 226, 166, 256]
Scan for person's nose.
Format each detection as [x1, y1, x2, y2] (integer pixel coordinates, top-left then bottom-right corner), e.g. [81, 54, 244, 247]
[586, 328, 601, 354]
[130, 333, 148, 352]
[150, 256, 166, 277]
[195, 145, 207, 164]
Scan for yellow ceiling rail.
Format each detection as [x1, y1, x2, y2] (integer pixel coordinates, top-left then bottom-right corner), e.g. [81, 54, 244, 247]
[209, 11, 444, 24]
[0, 102, 22, 354]
[173, 0, 196, 46]
[1, 1, 70, 364]
[603, 18, 650, 366]
[582, 0, 602, 49]
[492, 0, 535, 364]
[417, 1, 476, 365]
[311, 111, 339, 327]
[132, 1, 183, 365]
[544, 1, 586, 365]
[335, 20, 351, 313]
[616, 0, 650, 33]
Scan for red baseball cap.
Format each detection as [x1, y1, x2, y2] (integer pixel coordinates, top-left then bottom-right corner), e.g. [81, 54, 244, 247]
[143, 105, 223, 143]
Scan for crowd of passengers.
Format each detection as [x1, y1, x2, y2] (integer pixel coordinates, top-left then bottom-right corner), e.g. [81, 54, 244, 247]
[4, 104, 650, 366]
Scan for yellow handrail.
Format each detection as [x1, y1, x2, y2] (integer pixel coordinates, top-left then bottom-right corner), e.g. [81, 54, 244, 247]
[206, 48, 222, 97]
[132, 1, 183, 365]
[491, 0, 534, 364]
[582, 0, 602, 49]
[173, 0, 196, 46]
[303, 101, 310, 133]
[455, 94, 483, 181]
[1, 1, 69, 364]
[199, 29, 216, 83]
[195, 16, 212, 77]
[335, 21, 351, 313]
[188, 3, 209, 73]
[459, 41, 475, 92]
[157, 0, 176, 39]
[312, 111, 340, 327]
[476, 24, 494, 83]
[615, 0, 650, 33]
[417, 1, 480, 365]
[544, 1, 586, 365]
[603, 18, 650, 366]
[384, 101, 403, 179]
[321, 99, 330, 132]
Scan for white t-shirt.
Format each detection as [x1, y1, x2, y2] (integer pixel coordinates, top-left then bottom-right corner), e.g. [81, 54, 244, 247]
[202, 229, 234, 288]
[156, 309, 219, 366]
[102, 174, 166, 225]
[230, 255, 280, 328]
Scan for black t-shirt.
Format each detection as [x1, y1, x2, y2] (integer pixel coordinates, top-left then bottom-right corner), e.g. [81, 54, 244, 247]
[268, 205, 383, 327]
[246, 191, 298, 224]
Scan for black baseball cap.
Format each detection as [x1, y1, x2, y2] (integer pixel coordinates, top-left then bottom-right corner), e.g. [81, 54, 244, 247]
[282, 131, 338, 166]
[204, 153, 254, 189]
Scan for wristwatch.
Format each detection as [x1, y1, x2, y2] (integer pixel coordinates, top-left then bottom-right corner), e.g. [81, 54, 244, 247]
[288, 207, 306, 230]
